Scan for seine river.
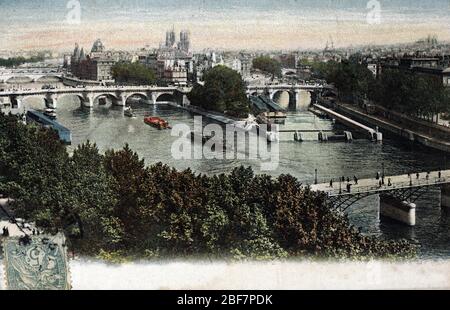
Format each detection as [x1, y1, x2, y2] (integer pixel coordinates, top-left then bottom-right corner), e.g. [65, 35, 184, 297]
[10, 83, 450, 260]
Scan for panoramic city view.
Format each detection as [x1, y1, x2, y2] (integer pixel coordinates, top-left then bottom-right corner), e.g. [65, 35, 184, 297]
[0, 0, 450, 292]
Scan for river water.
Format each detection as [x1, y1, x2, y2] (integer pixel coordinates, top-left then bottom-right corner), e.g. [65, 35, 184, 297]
[6, 83, 450, 259]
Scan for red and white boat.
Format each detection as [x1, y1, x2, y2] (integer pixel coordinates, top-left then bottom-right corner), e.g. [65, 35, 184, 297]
[144, 116, 171, 130]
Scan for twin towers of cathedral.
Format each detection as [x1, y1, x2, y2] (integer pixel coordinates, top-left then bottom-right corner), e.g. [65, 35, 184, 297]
[165, 29, 190, 52]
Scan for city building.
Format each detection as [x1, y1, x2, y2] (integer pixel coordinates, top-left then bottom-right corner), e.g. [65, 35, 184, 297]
[379, 55, 450, 87]
[144, 29, 193, 85]
[70, 40, 117, 82]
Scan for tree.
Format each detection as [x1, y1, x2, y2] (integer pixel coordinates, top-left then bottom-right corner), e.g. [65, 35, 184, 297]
[371, 68, 450, 121]
[252, 56, 282, 77]
[111, 62, 156, 85]
[187, 66, 250, 118]
[0, 112, 417, 260]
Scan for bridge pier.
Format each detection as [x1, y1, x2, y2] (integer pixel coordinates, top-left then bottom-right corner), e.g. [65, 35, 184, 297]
[45, 94, 58, 109]
[440, 184, 450, 209]
[82, 95, 94, 108]
[380, 195, 416, 226]
[10, 95, 23, 113]
[151, 93, 158, 104]
[117, 95, 127, 107]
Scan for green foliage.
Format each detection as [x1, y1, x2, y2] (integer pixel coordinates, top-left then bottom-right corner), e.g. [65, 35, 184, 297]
[309, 55, 450, 118]
[310, 60, 375, 100]
[111, 62, 156, 85]
[188, 65, 250, 118]
[0, 113, 416, 260]
[0, 55, 45, 67]
[252, 56, 282, 77]
[370, 68, 450, 117]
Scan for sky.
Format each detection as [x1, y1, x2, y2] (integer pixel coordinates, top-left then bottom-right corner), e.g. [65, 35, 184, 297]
[0, 0, 449, 51]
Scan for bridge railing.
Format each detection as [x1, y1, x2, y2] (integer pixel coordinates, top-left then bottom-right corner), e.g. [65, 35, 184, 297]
[0, 85, 186, 96]
[322, 177, 448, 197]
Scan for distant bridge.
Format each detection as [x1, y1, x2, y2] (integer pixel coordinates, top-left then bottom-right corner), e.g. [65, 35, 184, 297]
[246, 83, 331, 110]
[0, 85, 191, 112]
[0, 67, 63, 83]
[311, 170, 450, 226]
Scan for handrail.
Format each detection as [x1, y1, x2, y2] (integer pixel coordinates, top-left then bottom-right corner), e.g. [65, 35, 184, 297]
[320, 177, 447, 197]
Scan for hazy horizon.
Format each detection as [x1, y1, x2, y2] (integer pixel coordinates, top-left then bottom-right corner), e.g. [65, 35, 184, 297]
[1, 0, 450, 52]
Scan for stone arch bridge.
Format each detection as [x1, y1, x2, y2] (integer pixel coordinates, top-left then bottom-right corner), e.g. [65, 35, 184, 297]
[0, 73, 63, 84]
[0, 86, 191, 112]
[0, 67, 63, 84]
[246, 83, 331, 110]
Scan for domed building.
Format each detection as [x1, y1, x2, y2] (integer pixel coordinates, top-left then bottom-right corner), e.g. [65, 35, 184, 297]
[91, 39, 106, 53]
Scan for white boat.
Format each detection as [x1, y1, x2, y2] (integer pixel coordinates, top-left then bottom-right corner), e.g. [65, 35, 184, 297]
[44, 108, 57, 120]
[124, 106, 134, 117]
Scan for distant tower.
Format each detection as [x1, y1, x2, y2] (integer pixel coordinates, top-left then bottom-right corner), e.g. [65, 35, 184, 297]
[79, 48, 86, 61]
[166, 27, 176, 48]
[179, 30, 190, 52]
[72, 43, 81, 62]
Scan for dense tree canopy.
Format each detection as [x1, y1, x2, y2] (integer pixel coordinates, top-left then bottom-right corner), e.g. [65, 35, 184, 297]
[188, 65, 250, 118]
[308, 60, 375, 100]
[252, 56, 282, 77]
[307, 56, 450, 121]
[370, 69, 450, 119]
[111, 62, 156, 85]
[0, 55, 45, 67]
[0, 112, 416, 260]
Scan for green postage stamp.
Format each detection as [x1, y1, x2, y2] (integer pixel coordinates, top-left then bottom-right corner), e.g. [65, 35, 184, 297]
[2, 235, 71, 290]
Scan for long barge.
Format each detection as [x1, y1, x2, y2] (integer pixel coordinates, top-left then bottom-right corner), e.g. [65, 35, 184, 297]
[26, 109, 72, 145]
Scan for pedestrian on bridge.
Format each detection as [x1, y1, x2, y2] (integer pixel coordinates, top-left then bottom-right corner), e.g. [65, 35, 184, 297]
[347, 177, 350, 183]
[354, 176, 358, 185]
[330, 179, 333, 188]
[416, 173, 420, 179]
[439, 171, 442, 179]
[347, 183, 351, 193]
[376, 172, 380, 180]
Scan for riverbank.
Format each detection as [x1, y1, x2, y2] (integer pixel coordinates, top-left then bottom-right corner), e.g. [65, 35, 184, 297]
[332, 102, 450, 153]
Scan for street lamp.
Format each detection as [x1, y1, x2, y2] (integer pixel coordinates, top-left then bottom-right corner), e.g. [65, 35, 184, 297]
[314, 169, 318, 185]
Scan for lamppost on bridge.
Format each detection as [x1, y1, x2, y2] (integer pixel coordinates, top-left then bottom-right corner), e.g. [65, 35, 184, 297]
[314, 169, 318, 185]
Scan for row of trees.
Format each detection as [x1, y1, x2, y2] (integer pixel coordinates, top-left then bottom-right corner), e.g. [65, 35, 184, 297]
[252, 56, 282, 77]
[188, 66, 250, 118]
[0, 55, 46, 67]
[0, 112, 416, 260]
[371, 69, 449, 121]
[308, 60, 375, 101]
[111, 62, 156, 85]
[307, 58, 450, 120]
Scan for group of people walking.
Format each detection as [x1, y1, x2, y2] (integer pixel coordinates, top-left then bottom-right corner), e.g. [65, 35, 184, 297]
[329, 175, 359, 193]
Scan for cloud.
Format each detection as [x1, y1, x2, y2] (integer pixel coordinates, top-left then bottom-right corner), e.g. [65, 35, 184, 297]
[1, 0, 449, 51]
